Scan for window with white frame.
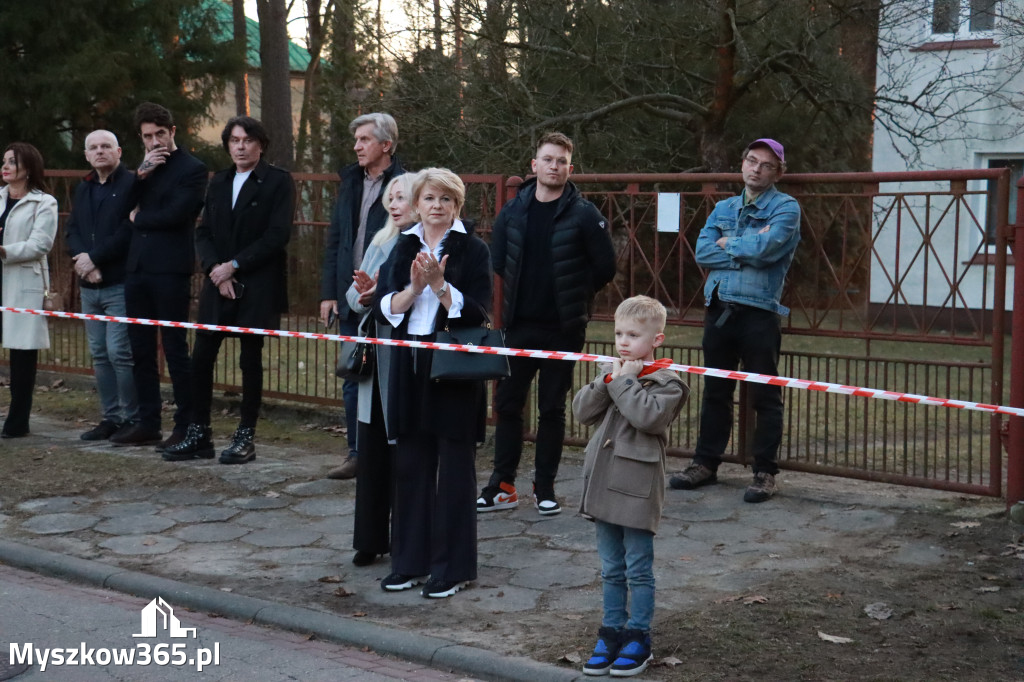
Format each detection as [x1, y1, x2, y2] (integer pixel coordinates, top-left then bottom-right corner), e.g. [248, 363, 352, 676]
[932, 0, 998, 36]
[985, 158, 1022, 246]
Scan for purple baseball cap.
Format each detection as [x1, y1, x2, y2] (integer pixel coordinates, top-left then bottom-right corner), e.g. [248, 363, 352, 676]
[745, 138, 785, 164]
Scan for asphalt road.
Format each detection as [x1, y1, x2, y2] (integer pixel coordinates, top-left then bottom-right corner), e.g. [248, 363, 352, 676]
[0, 564, 470, 682]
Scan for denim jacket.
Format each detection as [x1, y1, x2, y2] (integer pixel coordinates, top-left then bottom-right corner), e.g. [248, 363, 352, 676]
[695, 185, 801, 315]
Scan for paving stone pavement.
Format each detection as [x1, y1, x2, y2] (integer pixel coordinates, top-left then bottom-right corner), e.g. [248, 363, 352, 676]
[0, 414, 1007, 680]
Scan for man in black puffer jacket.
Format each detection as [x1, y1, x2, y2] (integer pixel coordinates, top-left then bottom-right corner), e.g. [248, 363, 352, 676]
[478, 132, 616, 516]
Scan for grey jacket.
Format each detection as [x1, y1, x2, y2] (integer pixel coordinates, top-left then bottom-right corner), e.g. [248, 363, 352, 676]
[345, 237, 397, 427]
[573, 365, 689, 534]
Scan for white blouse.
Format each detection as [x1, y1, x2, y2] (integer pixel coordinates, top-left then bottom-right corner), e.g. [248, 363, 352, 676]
[380, 220, 466, 335]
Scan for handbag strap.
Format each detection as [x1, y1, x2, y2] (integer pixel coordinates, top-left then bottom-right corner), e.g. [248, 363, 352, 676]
[357, 311, 376, 336]
[442, 301, 494, 334]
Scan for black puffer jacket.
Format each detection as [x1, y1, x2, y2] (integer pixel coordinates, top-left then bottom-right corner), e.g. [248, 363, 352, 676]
[490, 178, 616, 333]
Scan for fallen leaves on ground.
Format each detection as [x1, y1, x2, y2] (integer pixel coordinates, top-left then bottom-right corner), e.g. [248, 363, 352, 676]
[318, 575, 343, 583]
[818, 631, 854, 644]
[864, 602, 893, 620]
[1000, 543, 1024, 559]
[714, 593, 769, 605]
[333, 586, 354, 597]
[560, 652, 582, 664]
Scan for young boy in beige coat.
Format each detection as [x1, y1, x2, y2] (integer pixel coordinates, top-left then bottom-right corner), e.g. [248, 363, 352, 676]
[572, 295, 689, 677]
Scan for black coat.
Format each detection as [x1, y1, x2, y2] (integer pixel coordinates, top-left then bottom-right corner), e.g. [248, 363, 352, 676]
[490, 178, 616, 333]
[64, 163, 136, 287]
[195, 160, 295, 330]
[127, 147, 208, 275]
[320, 156, 405, 318]
[374, 224, 492, 442]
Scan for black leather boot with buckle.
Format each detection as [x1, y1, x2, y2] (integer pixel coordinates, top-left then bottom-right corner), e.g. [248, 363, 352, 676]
[220, 426, 256, 464]
[161, 424, 214, 461]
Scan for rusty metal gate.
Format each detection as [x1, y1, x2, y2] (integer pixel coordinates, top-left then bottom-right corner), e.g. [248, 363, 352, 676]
[543, 169, 1011, 497]
[27, 169, 1016, 497]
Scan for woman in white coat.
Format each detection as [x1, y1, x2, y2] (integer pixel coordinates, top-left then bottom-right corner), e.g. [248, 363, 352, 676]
[0, 142, 58, 437]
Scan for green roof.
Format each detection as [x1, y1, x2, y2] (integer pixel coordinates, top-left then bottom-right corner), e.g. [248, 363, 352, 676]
[207, 0, 312, 72]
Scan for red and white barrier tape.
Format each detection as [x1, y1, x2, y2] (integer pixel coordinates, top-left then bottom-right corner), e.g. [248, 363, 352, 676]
[6, 306, 1023, 419]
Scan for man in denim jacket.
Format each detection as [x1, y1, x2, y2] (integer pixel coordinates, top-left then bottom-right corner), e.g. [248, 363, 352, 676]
[670, 138, 800, 503]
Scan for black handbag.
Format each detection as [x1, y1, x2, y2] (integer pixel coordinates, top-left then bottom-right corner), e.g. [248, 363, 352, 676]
[335, 314, 376, 380]
[430, 324, 511, 382]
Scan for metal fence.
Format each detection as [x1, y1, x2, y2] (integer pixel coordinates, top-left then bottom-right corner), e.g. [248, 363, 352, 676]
[16, 168, 1015, 497]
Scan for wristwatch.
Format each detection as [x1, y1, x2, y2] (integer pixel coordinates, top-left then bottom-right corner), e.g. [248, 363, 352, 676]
[434, 281, 449, 298]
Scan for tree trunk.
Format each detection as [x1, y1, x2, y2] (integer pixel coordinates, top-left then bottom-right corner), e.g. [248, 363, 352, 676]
[433, 0, 443, 54]
[483, 0, 508, 88]
[256, 0, 294, 168]
[837, 0, 880, 171]
[701, 0, 737, 172]
[233, 0, 250, 115]
[296, 0, 330, 171]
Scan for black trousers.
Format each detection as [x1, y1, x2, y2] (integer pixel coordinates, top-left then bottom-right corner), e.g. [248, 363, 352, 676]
[124, 272, 192, 430]
[391, 431, 477, 582]
[489, 324, 585, 490]
[693, 298, 784, 475]
[4, 348, 37, 435]
[353, 383, 392, 555]
[190, 332, 265, 428]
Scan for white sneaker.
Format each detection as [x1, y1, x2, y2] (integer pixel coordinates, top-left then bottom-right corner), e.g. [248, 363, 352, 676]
[476, 482, 519, 512]
[533, 485, 562, 516]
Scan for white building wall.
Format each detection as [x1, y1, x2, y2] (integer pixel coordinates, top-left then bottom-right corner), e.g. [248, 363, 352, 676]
[871, 0, 1023, 311]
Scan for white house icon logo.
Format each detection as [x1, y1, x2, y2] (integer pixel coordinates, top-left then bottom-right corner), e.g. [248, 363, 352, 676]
[132, 597, 197, 639]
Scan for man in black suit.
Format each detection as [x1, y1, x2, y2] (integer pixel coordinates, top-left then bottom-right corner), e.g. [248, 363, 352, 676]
[65, 130, 139, 441]
[110, 103, 207, 448]
[163, 116, 294, 464]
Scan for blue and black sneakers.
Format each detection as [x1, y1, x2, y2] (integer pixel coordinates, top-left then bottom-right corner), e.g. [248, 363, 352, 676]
[609, 629, 653, 677]
[583, 626, 622, 676]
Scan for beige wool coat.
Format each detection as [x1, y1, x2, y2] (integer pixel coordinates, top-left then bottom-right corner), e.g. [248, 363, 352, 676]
[573, 365, 689, 534]
[1, 187, 57, 350]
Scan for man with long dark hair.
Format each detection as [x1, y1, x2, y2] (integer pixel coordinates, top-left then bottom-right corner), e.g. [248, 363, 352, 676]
[163, 116, 294, 464]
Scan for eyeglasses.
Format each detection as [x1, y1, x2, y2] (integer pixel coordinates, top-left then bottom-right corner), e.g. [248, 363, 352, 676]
[743, 156, 779, 172]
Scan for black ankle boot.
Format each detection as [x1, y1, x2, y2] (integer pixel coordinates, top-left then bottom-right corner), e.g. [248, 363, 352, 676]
[220, 426, 256, 464]
[161, 424, 214, 461]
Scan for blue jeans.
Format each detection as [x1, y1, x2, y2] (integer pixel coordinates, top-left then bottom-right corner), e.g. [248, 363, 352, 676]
[595, 520, 655, 632]
[81, 284, 138, 424]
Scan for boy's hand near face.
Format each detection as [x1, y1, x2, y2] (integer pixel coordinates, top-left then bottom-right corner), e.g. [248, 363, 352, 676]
[610, 358, 644, 379]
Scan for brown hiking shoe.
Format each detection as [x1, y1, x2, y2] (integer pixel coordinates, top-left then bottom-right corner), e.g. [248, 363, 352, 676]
[668, 463, 718, 490]
[743, 472, 778, 503]
[327, 454, 358, 480]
